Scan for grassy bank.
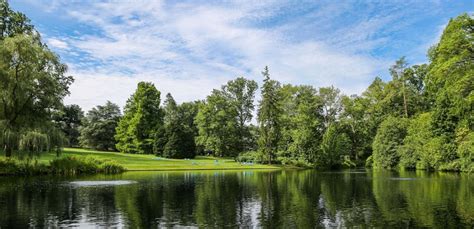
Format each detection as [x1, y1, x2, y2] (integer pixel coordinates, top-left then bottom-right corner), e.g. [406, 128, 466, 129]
[1, 148, 280, 172]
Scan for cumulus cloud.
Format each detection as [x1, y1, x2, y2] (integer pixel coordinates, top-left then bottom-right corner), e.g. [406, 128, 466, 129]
[47, 38, 69, 49]
[27, 0, 450, 111]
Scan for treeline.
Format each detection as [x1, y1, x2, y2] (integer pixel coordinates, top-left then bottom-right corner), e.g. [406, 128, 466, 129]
[0, 1, 472, 171]
[69, 14, 474, 172]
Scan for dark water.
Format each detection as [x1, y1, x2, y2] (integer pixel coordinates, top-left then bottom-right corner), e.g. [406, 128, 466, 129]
[0, 169, 472, 228]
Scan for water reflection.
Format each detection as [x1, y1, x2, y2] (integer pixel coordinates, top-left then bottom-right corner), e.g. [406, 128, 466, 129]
[0, 169, 472, 228]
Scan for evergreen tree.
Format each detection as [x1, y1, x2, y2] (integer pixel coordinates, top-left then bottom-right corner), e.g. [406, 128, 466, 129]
[257, 66, 282, 164]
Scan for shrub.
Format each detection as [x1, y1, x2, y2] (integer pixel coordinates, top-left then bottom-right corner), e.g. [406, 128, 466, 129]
[0, 156, 125, 176]
[236, 151, 263, 163]
[0, 158, 49, 175]
[49, 156, 125, 175]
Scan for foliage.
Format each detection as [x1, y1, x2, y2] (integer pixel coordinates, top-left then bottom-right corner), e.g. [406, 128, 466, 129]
[196, 89, 238, 156]
[160, 93, 196, 159]
[53, 104, 84, 147]
[0, 155, 124, 176]
[340, 95, 372, 163]
[115, 82, 163, 154]
[372, 116, 409, 169]
[278, 84, 324, 165]
[0, 158, 49, 175]
[196, 77, 257, 157]
[0, 34, 72, 156]
[317, 124, 351, 168]
[49, 156, 124, 175]
[258, 66, 282, 164]
[79, 101, 121, 151]
[223, 77, 258, 153]
[0, 1, 35, 39]
[235, 151, 264, 163]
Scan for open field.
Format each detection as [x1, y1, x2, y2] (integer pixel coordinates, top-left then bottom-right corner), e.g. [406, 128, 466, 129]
[1, 148, 280, 171]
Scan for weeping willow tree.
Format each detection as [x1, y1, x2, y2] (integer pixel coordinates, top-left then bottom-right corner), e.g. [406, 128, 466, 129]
[0, 1, 73, 157]
[0, 121, 67, 158]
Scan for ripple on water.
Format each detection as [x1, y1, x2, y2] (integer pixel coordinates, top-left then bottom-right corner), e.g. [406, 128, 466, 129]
[69, 180, 137, 187]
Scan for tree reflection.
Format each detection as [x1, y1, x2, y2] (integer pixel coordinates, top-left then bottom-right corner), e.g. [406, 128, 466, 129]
[0, 170, 472, 228]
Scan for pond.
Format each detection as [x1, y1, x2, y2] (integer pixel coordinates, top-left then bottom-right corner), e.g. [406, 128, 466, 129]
[0, 169, 472, 228]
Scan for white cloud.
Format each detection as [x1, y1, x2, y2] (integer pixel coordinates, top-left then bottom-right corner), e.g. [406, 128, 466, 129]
[44, 1, 434, 111]
[47, 38, 69, 49]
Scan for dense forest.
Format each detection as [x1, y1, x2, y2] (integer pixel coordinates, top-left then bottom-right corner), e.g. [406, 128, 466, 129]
[0, 1, 472, 172]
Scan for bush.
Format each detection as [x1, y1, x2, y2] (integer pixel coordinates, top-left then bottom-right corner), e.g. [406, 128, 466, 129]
[236, 151, 263, 163]
[0, 158, 49, 175]
[49, 156, 125, 175]
[0, 156, 125, 176]
[278, 156, 312, 167]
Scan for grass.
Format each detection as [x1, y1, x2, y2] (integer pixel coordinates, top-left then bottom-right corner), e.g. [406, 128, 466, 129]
[12, 148, 281, 171]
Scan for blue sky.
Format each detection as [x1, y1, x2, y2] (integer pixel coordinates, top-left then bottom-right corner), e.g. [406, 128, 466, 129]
[10, 0, 473, 111]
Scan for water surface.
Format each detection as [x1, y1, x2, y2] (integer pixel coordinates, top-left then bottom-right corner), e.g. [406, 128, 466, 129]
[0, 169, 472, 228]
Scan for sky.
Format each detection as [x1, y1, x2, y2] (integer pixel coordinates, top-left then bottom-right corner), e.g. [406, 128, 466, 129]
[10, 0, 474, 112]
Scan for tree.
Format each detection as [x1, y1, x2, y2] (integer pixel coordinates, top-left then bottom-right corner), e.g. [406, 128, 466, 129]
[79, 101, 121, 151]
[317, 124, 351, 169]
[0, 15, 73, 157]
[0, 1, 35, 39]
[195, 77, 257, 157]
[53, 104, 84, 147]
[281, 85, 324, 164]
[427, 14, 473, 135]
[372, 116, 409, 169]
[319, 86, 342, 128]
[115, 82, 163, 154]
[222, 77, 258, 153]
[160, 93, 196, 158]
[196, 89, 238, 156]
[389, 57, 409, 118]
[258, 66, 282, 164]
[340, 95, 371, 163]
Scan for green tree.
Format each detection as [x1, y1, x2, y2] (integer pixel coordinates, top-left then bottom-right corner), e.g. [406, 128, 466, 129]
[0, 1, 35, 39]
[281, 85, 324, 165]
[196, 89, 238, 156]
[258, 66, 282, 164]
[0, 34, 73, 157]
[319, 86, 342, 128]
[340, 95, 371, 163]
[53, 104, 84, 147]
[389, 57, 410, 117]
[427, 14, 473, 135]
[115, 82, 163, 154]
[79, 101, 121, 151]
[160, 93, 196, 158]
[195, 77, 257, 157]
[372, 116, 409, 169]
[317, 124, 351, 168]
[222, 77, 258, 152]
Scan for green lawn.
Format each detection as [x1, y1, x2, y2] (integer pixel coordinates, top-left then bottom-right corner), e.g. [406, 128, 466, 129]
[25, 148, 280, 171]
